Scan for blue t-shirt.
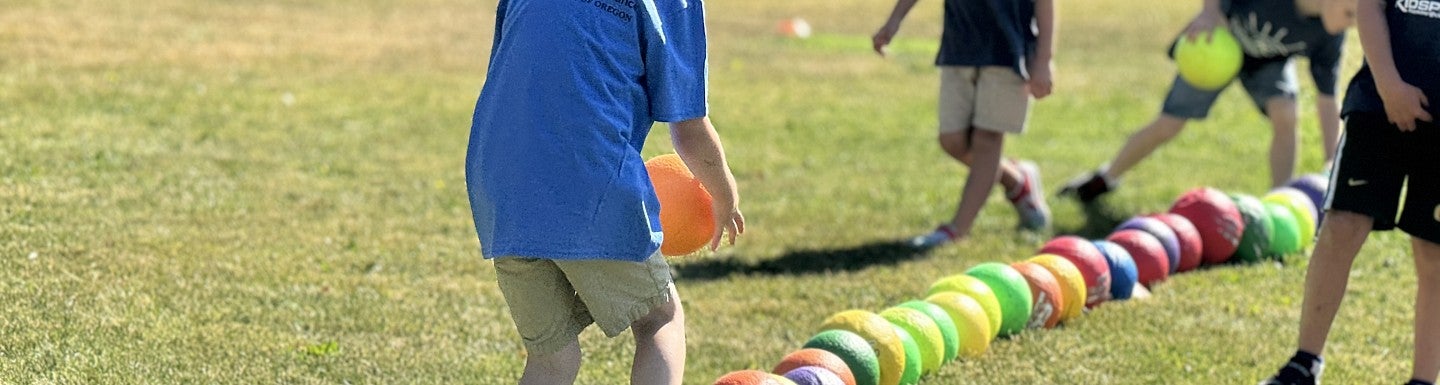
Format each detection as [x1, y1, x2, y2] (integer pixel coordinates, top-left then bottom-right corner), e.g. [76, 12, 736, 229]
[466, 0, 709, 261]
[1222, 0, 1346, 94]
[936, 0, 1037, 77]
[1343, 0, 1440, 118]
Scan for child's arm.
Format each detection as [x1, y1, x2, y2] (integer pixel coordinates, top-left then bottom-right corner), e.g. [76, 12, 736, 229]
[1183, 0, 1225, 42]
[1357, 0, 1432, 130]
[1029, 0, 1056, 99]
[670, 116, 746, 250]
[872, 0, 920, 56]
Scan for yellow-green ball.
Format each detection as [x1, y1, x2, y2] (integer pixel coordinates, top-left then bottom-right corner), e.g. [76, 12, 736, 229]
[927, 274, 1002, 339]
[881, 307, 944, 376]
[1174, 26, 1243, 91]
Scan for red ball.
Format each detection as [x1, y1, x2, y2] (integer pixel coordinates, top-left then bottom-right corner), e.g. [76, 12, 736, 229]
[1039, 236, 1112, 307]
[1107, 229, 1170, 287]
[1169, 187, 1244, 265]
[1148, 213, 1205, 272]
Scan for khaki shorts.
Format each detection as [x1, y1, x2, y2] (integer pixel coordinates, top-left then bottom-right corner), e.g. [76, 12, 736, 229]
[939, 66, 1032, 134]
[494, 253, 673, 355]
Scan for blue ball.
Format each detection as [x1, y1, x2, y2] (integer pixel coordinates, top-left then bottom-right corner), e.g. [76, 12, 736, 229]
[1115, 216, 1181, 273]
[1093, 240, 1138, 301]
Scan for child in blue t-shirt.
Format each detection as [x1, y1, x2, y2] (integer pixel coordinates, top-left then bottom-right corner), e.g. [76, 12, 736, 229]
[872, 0, 1057, 248]
[1060, 0, 1357, 203]
[1262, 0, 1440, 384]
[465, 0, 745, 382]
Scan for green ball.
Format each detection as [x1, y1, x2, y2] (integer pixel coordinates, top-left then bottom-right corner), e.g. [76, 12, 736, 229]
[1174, 26, 1243, 90]
[965, 262, 1032, 337]
[1264, 202, 1302, 256]
[890, 325, 922, 385]
[897, 300, 959, 364]
[1230, 193, 1273, 263]
[804, 329, 881, 385]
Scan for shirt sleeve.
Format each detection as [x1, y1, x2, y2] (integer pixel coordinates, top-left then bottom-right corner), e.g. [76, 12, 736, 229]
[1307, 33, 1345, 96]
[641, 0, 709, 122]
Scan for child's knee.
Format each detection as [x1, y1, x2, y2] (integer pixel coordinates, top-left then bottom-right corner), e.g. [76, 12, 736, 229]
[970, 129, 1005, 147]
[632, 296, 682, 336]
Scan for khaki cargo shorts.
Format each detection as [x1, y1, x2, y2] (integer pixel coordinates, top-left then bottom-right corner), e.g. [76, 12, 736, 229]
[494, 252, 674, 355]
[939, 65, 1032, 134]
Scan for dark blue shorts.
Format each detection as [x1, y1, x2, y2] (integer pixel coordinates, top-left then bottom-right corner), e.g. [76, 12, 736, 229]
[1325, 112, 1440, 244]
[1161, 59, 1300, 120]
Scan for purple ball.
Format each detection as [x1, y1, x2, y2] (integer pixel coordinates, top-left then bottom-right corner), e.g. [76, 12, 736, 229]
[783, 366, 847, 385]
[1115, 216, 1181, 274]
[1286, 174, 1328, 224]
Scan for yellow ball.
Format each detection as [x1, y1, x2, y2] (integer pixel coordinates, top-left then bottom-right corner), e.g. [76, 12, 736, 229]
[880, 307, 944, 376]
[926, 274, 1002, 339]
[1027, 254, 1088, 323]
[820, 310, 907, 385]
[1173, 26, 1243, 91]
[924, 292, 992, 358]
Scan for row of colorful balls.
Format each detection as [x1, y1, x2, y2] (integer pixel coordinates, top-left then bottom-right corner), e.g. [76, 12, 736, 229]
[712, 174, 1331, 385]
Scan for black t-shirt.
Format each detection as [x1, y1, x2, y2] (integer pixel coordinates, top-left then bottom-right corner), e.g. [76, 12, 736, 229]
[936, 0, 1036, 78]
[1222, 0, 1347, 95]
[1343, 0, 1440, 118]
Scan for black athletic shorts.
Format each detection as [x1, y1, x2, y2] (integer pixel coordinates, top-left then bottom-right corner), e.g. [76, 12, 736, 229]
[1326, 112, 1440, 244]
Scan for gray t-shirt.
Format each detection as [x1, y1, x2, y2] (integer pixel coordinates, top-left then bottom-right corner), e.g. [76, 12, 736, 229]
[936, 0, 1036, 78]
[1222, 0, 1346, 95]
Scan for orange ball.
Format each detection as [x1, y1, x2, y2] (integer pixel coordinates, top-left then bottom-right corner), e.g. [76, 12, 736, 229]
[646, 154, 715, 256]
[715, 369, 794, 385]
[773, 348, 857, 385]
[1009, 261, 1065, 329]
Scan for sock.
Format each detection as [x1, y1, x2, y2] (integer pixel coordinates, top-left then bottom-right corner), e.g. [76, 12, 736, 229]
[1006, 163, 1029, 201]
[1405, 380, 1435, 385]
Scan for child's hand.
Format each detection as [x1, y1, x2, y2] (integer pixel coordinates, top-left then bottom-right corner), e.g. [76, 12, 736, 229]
[1183, 8, 1225, 43]
[872, 24, 899, 56]
[709, 199, 745, 251]
[1378, 79, 1432, 131]
[1027, 60, 1054, 99]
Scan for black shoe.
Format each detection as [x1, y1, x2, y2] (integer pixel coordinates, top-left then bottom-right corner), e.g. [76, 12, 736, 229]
[1259, 354, 1323, 385]
[1057, 171, 1113, 204]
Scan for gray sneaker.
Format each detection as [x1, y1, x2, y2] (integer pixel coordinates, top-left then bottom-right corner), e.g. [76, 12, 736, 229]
[910, 225, 958, 249]
[1012, 160, 1051, 231]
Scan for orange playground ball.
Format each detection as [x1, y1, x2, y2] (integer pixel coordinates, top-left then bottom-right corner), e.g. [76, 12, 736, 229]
[646, 154, 715, 256]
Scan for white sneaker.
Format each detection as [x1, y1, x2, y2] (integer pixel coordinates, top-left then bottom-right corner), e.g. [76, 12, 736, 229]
[1011, 160, 1052, 231]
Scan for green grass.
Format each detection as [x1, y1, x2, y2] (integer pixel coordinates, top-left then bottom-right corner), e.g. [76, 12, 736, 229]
[0, 0, 1418, 384]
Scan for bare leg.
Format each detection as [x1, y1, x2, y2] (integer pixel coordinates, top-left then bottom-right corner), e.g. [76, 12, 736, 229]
[1296, 210, 1374, 355]
[1266, 98, 1300, 188]
[939, 131, 1020, 194]
[520, 340, 582, 385]
[946, 129, 1005, 237]
[1412, 237, 1440, 383]
[1101, 114, 1188, 181]
[631, 284, 685, 385]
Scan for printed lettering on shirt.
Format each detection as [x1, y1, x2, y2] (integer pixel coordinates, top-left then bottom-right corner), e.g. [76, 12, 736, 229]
[576, 0, 637, 22]
[1397, 0, 1440, 18]
[1229, 13, 1308, 57]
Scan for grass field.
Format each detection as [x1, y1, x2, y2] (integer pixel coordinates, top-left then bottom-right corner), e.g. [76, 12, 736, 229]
[0, 0, 1424, 384]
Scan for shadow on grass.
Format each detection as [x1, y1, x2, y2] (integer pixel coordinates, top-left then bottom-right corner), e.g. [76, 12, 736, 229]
[1055, 200, 1130, 239]
[673, 240, 932, 281]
